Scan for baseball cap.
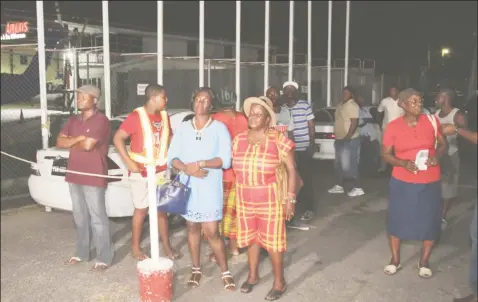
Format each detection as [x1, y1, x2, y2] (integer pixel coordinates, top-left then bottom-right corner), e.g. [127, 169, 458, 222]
[76, 85, 101, 99]
[283, 81, 299, 90]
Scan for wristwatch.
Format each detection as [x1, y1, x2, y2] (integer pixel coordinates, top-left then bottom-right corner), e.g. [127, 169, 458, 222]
[198, 160, 206, 168]
[285, 196, 297, 204]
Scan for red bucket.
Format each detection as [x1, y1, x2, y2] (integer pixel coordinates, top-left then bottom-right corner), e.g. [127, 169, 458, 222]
[137, 258, 174, 302]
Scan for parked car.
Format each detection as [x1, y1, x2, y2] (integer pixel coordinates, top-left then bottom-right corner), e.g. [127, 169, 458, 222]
[312, 106, 381, 160]
[28, 109, 194, 217]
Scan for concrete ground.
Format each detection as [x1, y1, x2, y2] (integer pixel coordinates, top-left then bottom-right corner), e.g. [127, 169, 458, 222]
[1, 163, 476, 302]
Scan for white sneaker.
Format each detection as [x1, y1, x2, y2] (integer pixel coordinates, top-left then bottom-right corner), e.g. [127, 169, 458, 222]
[328, 185, 345, 194]
[441, 218, 448, 231]
[347, 188, 365, 197]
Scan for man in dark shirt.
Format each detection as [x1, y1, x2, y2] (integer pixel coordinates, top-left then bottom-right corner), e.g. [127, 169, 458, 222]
[56, 85, 113, 271]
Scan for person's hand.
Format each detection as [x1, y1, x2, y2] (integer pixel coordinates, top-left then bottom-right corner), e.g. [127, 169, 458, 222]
[402, 160, 418, 173]
[127, 159, 141, 173]
[441, 123, 457, 136]
[285, 199, 295, 221]
[306, 143, 315, 157]
[185, 162, 200, 176]
[426, 155, 438, 166]
[192, 169, 209, 179]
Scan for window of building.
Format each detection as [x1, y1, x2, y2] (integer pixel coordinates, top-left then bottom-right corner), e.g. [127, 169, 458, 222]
[20, 55, 28, 65]
[187, 41, 198, 56]
[224, 45, 233, 58]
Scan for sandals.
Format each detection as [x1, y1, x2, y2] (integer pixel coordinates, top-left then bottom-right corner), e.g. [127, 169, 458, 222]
[383, 263, 401, 275]
[240, 280, 259, 294]
[221, 271, 236, 291]
[417, 263, 433, 278]
[187, 267, 203, 288]
[131, 251, 149, 261]
[265, 286, 287, 301]
[91, 262, 109, 272]
[65, 256, 82, 265]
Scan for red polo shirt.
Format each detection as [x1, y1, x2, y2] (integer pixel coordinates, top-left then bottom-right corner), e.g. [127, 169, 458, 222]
[119, 110, 172, 177]
[383, 114, 441, 183]
[60, 111, 111, 188]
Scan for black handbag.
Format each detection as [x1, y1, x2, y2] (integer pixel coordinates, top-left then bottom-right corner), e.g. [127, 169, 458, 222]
[156, 174, 191, 215]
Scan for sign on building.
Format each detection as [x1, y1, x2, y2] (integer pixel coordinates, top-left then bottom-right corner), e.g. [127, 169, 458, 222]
[1, 21, 29, 41]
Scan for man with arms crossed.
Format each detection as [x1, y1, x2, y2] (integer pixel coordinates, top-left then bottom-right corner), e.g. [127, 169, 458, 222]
[442, 123, 477, 302]
[58, 85, 114, 271]
[377, 86, 403, 172]
[113, 84, 180, 261]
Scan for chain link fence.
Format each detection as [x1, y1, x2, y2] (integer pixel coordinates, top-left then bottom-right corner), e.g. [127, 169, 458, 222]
[1, 46, 378, 197]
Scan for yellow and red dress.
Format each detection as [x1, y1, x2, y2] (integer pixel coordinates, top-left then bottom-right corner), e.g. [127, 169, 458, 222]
[232, 129, 295, 252]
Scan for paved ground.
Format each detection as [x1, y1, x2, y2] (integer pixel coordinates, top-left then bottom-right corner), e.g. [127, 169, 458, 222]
[1, 162, 477, 302]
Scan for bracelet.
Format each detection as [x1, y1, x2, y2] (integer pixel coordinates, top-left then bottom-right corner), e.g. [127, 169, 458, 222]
[287, 192, 296, 198]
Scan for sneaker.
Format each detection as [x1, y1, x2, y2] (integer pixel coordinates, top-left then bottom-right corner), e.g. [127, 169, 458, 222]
[441, 218, 448, 231]
[347, 188, 365, 197]
[300, 210, 314, 221]
[286, 221, 310, 231]
[328, 185, 345, 194]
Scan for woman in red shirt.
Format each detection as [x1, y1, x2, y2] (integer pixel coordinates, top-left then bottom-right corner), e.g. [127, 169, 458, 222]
[382, 88, 448, 278]
[211, 96, 249, 260]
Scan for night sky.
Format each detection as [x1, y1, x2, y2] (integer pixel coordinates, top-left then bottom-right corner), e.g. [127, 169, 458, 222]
[2, 1, 477, 75]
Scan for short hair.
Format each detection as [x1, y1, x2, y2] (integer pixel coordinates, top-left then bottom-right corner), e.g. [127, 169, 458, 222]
[191, 86, 216, 110]
[439, 88, 456, 102]
[389, 85, 400, 91]
[266, 86, 280, 94]
[145, 84, 165, 103]
[343, 85, 357, 98]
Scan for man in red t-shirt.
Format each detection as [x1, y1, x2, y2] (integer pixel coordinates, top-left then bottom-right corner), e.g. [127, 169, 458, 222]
[113, 84, 180, 261]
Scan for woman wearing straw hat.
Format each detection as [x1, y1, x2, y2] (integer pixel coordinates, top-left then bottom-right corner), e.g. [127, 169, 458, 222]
[233, 97, 298, 300]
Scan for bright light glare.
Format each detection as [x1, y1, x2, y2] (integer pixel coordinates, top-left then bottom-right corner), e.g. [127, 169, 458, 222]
[441, 48, 451, 56]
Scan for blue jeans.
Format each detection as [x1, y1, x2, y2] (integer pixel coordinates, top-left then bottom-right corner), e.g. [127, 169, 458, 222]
[334, 137, 361, 190]
[470, 199, 477, 295]
[68, 183, 114, 265]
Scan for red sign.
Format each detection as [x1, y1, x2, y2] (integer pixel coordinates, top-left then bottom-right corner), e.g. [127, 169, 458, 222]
[5, 21, 29, 35]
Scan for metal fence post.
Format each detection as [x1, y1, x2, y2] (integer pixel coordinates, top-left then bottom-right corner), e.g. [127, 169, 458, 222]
[102, 1, 112, 119]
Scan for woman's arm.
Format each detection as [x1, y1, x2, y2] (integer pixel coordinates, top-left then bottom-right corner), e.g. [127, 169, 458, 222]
[284, 150, 297, 196]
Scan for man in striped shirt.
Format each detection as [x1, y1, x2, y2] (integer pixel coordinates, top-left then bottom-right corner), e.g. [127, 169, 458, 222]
[283, 81, 316, 222]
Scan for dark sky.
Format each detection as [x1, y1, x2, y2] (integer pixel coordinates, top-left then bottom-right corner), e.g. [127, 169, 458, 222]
[2, 1, 477, 74]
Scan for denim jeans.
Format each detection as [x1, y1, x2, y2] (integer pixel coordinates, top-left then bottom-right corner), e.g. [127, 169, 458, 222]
[470, 199, 477, 295]
[68, 183, 114, 265]
[334, 137, 361, 191]
[295, 150, 315, 214]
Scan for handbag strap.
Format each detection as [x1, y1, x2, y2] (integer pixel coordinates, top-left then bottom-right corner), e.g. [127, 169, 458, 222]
[174, 174, 191, 186]
[426, 114, 438, 149]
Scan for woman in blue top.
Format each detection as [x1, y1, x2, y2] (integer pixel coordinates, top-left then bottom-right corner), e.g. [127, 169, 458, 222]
[167, 87, 236, 291]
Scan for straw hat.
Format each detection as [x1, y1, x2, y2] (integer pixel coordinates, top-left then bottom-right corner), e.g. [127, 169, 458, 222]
[243, 96, 277, 126]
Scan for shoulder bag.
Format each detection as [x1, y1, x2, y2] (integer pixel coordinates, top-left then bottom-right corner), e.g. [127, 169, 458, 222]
[156, 174, 191, 215]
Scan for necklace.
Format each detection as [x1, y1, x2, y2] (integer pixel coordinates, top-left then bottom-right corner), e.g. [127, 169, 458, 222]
[192, 117, 213, 140]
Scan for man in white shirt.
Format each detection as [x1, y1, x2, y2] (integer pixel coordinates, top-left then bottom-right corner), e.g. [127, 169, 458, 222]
[377, 86, 403, 172]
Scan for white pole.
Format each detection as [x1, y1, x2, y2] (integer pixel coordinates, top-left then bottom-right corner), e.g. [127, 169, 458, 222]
[72, 49, 78, 114]
[199, 1, 205, 87]
[326, 1, 332, 107]
[102, 1, 111, 118]
[144, 1, 163, 263]
[36, 1, 48, 150]
[264, 1, 270, 94]
[157, 1, 164, 85]
[344, 0, 350, 87]
[288, 1, 294, 82]
[235, 1, 241, 111]
[307, 1, 312, 104]
[207, 59, 211, 86]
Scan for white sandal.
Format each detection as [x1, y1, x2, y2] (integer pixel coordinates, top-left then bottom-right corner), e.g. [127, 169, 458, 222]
[65, 256, 82, 265]
[417, 264, 432, 278]
[383, 263, 401, 275]
[221, 271, 236, 291]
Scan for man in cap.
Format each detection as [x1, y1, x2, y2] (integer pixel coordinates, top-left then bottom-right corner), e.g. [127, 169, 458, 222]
[56, 85, 114, 271]
[283, 81, 316, 223]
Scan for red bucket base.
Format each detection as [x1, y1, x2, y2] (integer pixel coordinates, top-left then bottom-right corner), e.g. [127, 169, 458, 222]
[137, 258, 174, 302]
